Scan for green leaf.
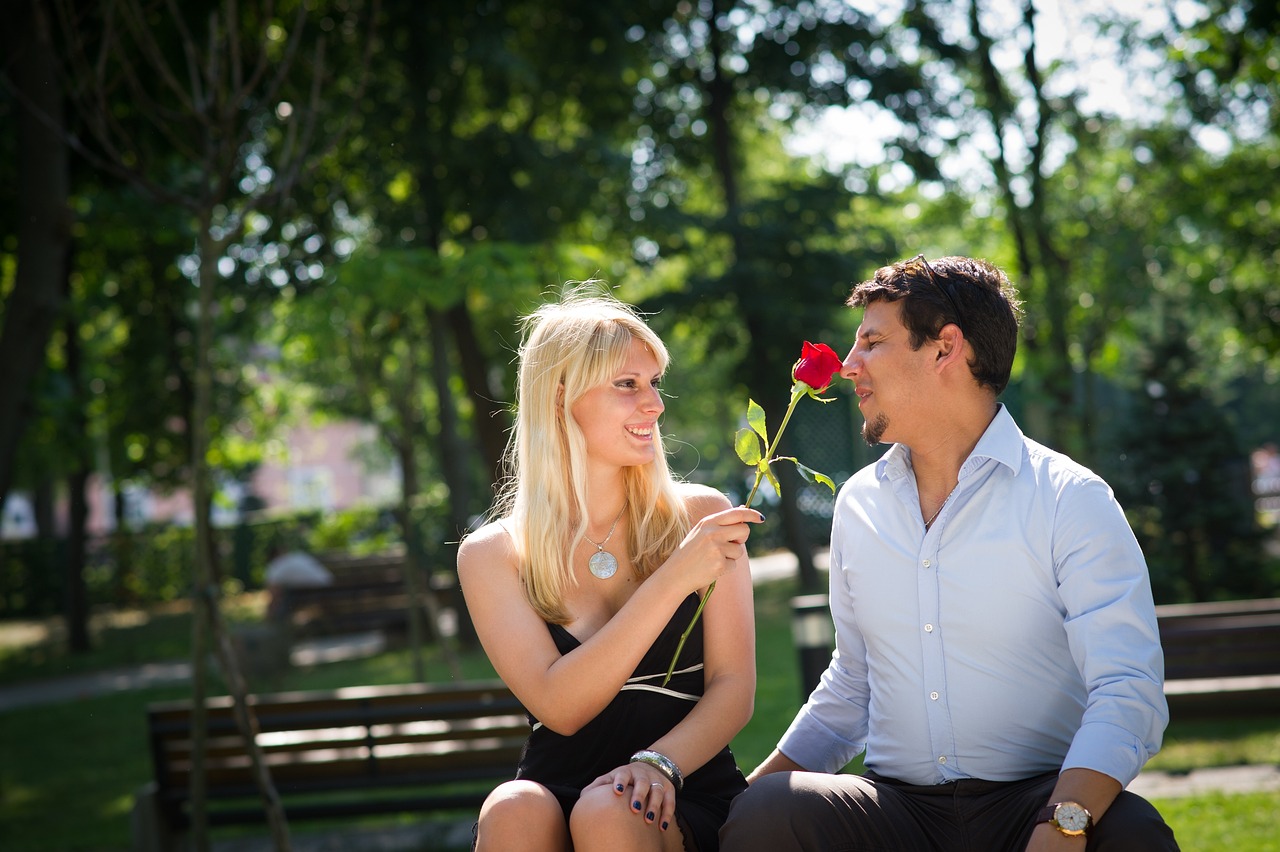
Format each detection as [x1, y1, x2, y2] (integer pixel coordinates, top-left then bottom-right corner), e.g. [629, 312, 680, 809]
[794, 460, 837, 493]
[746, 398, 767, 440]
[735, 428, 763, 465]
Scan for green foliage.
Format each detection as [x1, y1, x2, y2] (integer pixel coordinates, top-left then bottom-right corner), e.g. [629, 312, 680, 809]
[4, 0, 1279, 616]
[0, 510, 391, 618]
[307, 506, 397, 555]
[1109, 318, 1272, 601]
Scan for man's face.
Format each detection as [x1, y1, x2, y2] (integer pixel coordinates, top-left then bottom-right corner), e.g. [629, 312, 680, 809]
[840, 300, 935, 447]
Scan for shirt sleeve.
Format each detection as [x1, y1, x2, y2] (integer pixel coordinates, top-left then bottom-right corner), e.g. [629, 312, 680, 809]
[776, 499, 872, 773]
[1054, 475, 1168, 786]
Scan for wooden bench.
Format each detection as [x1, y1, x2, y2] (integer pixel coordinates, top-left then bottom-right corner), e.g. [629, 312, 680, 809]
[131, 680, 526, 851]
[281, 560, 410, 638]
[1156, 597, 1280, 721]
[280, 552, 454, 641]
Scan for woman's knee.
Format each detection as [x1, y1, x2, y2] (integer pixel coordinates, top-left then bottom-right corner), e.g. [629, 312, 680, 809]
[570, 783, 644, 834]
[476, 781, 566, 850]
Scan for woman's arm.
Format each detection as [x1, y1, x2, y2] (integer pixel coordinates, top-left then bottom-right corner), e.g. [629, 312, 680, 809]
[580, 487, 758, 830]
[645, 487, 757, 771]
[458, 494, 760, 735]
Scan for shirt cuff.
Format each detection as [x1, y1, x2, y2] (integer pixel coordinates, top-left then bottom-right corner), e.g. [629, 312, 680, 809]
[776, 708, 866, 773]
[1061, 720, 1151, 787]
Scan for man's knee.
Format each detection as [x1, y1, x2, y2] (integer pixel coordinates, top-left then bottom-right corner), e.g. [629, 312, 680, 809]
[723, 771, 858, 850]
[722, 773, 796, 842]
[1091, 792, 1179, 852]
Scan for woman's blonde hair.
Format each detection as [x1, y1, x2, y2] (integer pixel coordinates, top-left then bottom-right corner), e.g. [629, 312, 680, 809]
[492, 285, 690, 623]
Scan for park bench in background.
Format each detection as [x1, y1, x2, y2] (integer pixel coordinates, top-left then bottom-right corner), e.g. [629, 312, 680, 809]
[1156, 597, 1280, 721]
[789, 593, 1280, 723]
[131, 679, 525, 852]
[280, 551, 456, 642]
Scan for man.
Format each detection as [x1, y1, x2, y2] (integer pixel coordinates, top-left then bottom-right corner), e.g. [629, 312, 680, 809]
[721, 255, 1178, 850]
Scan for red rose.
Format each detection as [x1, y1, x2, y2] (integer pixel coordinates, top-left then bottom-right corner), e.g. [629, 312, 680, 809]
[792, 341, 842, 393]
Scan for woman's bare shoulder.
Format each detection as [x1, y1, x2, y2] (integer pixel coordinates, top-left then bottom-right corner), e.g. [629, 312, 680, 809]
[457, 520, 518, 575]
[675, 482, 733, 520]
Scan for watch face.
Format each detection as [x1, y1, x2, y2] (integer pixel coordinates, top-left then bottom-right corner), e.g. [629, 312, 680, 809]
[1055, 803, 1090, 833]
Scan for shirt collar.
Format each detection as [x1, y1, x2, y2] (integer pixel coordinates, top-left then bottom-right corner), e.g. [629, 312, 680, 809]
[876, 403, 1024, 483]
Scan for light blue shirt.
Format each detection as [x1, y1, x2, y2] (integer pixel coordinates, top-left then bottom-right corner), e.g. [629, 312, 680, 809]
[777, 405, 1167, 787]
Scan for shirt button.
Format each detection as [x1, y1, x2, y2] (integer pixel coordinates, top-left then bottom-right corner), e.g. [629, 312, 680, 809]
[930, 691, 939, 700]
[924, 623, 934, 633]
[938, 756, 947, 764]
[922, 559, 931, 568]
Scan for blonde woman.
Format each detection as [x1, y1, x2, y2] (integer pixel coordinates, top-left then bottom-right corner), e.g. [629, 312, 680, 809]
[459, 289, 760, 852]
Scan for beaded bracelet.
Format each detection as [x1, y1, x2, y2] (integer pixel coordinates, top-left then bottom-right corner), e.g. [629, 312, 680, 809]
[630, 749, 684, 792]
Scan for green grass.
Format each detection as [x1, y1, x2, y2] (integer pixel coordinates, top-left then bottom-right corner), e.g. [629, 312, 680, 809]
[1152, 792, 1280, 851]
[1147, 717, 1280, 773]
[0, 593, 263, 686]
[1, 580, 1278, 850]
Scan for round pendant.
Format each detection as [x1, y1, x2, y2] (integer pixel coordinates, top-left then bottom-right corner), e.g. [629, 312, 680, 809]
[588, 550, 618, 580]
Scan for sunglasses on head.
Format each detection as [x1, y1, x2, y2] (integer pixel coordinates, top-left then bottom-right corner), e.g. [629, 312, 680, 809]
[906, 253, 964, 330]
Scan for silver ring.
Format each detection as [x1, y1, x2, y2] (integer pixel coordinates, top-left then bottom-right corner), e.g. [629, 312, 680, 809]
[650, 782, 663, 789]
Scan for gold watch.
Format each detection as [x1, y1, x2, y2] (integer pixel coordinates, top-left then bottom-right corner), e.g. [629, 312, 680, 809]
[1035, 801, 1093, 837]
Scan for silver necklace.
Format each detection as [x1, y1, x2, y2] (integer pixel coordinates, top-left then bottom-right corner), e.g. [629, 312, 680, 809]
[923, 487, 956, 530]
[583, 504, 626, 580]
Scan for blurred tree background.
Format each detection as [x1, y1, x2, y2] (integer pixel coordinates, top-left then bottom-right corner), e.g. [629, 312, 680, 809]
[2, 0, 1279, 646]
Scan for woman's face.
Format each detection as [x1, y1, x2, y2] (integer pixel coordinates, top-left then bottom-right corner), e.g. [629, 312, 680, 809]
[570, 337, 665, 471]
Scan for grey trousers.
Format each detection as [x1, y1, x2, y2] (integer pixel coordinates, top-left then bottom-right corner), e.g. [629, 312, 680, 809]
[719, 770, 1180, 852]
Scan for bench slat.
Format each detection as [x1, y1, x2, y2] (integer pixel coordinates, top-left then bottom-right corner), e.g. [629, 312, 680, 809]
[140, 679, 528, 841]
[1156, 600, 1280, 722]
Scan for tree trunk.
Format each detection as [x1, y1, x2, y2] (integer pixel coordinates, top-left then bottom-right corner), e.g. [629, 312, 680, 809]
[426, 308, 474, 530]
[64, 296, 91, 653]
[394, 436, 428, 683]
[447, 300, 510, 493]
[0, 0, 70, 511]
[703, 1, 815, 583]
[191, 222, 292, 851]
[429, 307, 482, 648]
[32, 481, 55, 538]
[112, 484, 134, 604]
[969, 0, 1073, 450]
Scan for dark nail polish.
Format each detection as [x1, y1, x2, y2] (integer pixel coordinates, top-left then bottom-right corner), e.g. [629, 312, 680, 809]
[633, 800, 642, 810]
[615, 783, 624, 792]
[662, 821, 669, 830]
[646, 811, 655, 821]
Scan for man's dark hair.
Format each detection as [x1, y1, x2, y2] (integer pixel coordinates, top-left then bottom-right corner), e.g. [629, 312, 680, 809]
[847, 255, 1023, 395]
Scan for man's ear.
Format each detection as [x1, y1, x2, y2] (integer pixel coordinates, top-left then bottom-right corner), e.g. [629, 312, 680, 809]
[935, 324, 965, 367]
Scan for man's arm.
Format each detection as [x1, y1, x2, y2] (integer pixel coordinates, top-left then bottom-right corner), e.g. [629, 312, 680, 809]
[745, 748, 805, 784]
[1026, 767, 1121, 851]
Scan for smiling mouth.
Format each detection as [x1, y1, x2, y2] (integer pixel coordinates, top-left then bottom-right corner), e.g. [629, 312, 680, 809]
[626, 425, 654, 439]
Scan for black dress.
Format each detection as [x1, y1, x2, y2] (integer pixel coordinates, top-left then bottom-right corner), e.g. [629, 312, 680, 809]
[514, 592, 748, 852]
